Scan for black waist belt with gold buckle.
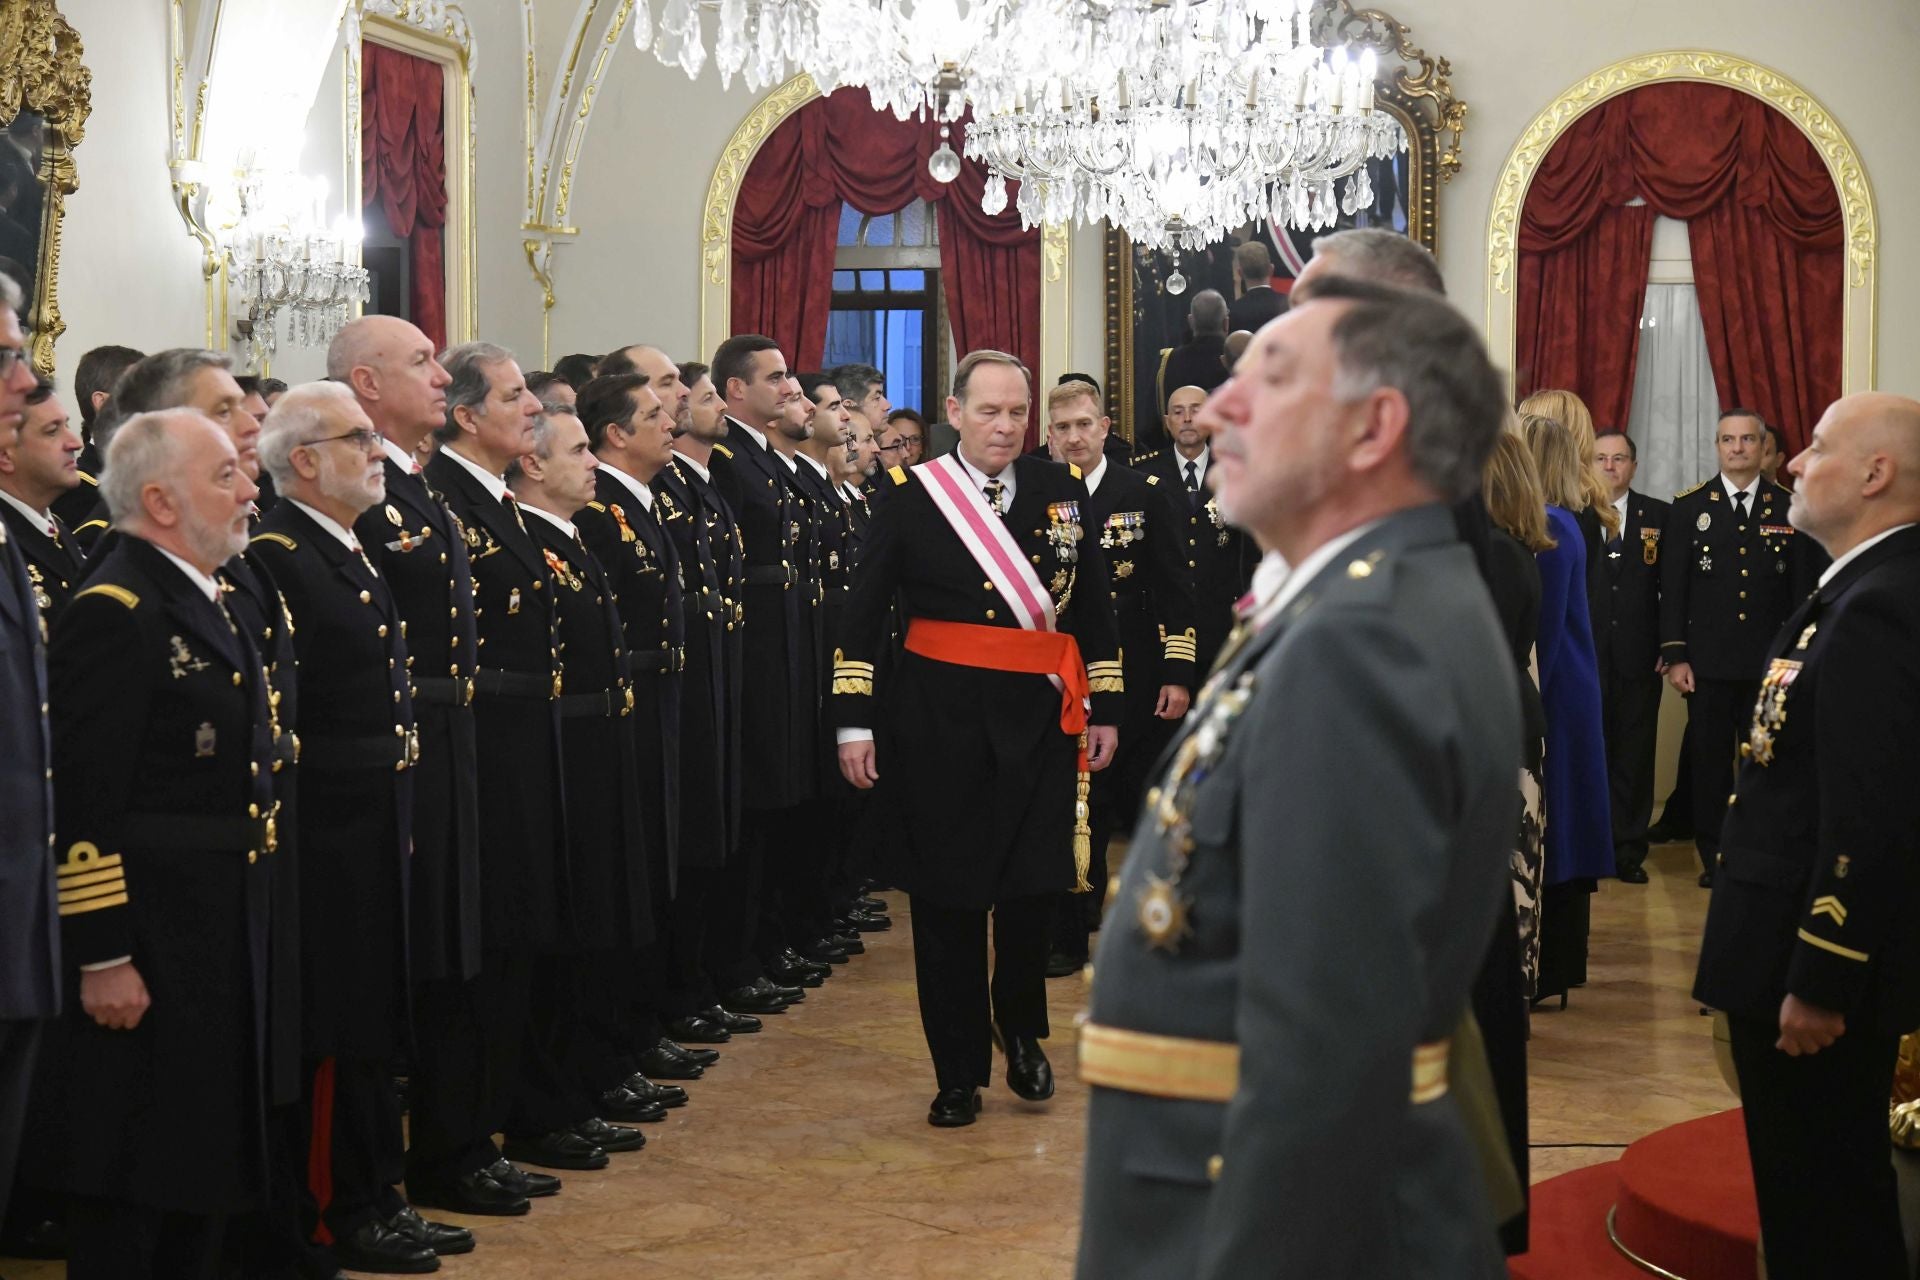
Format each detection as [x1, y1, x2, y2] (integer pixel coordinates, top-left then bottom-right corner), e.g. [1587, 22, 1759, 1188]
[744, 564, 797, 586]
[123, 811, 274, 854]
[472, 668, 557, 701]
[299, 730, 414, 771]
[557, 686, 632, 718]
[412, 676, 475, 706]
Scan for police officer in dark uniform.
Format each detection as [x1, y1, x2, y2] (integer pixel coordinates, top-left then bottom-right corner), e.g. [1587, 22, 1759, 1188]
[834, 350, 1124, 1127]
[1694, 392, 1920, 1278]
[50, 343, 142, 553]
[1130, 381, 1255, 676]
[331, 317, 505, 1216]
[1042, 380, 1197, 975]
[49, 409, 277, 1280]
[1592, 431, 1669, 883]
[0, 377, 86, 621]
[1660, 409, 1823, 885]
[251, 384, 462, 1273]
[509, 401, 656, 1157]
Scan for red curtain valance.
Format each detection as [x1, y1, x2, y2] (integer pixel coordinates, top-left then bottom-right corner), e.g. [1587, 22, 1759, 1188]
[1517, 82, 1842, 451]
[362, 42, 448, 350]
[731, 90, 1041, 441]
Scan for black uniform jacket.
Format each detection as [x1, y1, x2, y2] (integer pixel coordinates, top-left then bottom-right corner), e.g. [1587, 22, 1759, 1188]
[1086, 458, 1199, 696]
[1593, 490, 1670, 681]
[250, 502, 414, 1059]
[0, 500, 86, 622]
[1694, 524, 1920, 1034]
[424, 449, 565, 950]
[1660, 476, 1822, 680]
[792, 454, 852, 787]
[654, 454, 742, 866]
[1129, 447, 1256, 676]
[831, 456, 1124, 908]
[353, 455, 482, 983]
[48, 535, 277, 1213]
[0, 523, 56, 1022]
[578, 466, 682, 886]
[711, 421, 817, 809]
[49, 458, 108, 556]
[528, 508, 652, 949]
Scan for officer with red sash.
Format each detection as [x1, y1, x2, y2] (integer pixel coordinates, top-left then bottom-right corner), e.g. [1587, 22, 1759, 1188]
[833, 349, 1124, 1128]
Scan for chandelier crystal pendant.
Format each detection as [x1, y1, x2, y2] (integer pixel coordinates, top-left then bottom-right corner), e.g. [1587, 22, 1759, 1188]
[217, 170, 370, 368]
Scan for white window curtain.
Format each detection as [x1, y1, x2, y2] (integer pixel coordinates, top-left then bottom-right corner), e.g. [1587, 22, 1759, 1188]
[1627, 282, 1722, 501]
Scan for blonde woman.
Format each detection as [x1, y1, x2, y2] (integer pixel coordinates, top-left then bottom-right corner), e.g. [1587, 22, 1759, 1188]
[1520, 414, 1614, 1008]
[1520, 388, 1620, 541]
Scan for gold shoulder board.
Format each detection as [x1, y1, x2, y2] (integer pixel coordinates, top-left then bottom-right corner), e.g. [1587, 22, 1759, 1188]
[77, 470, 98, 486]
[713, 443, 735, 459]
[75, 583, 139, 609]
[888, 465, 909, 486]
[251, 532, 298, 551]
[1674, 479, 1709, 499]
[587, 500, 607, 512]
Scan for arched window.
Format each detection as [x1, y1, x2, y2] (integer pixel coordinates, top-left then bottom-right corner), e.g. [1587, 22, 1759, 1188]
[825, 198, 946, 415]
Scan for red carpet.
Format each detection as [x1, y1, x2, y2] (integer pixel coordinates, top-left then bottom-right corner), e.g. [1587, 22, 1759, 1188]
[1510, 1109, 1761, 1279]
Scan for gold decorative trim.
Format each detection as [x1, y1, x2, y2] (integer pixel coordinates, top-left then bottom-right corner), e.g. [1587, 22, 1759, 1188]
[700, 74, 1072, 373]
[1328, 1, 1466, 182]
[1483, 50, 1877, 395]
[0, 0, 92, 376]
[1605, 1205, 1696, 1280]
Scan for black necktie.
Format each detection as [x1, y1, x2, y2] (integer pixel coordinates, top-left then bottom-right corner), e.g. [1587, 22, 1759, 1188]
[1184, 460, 1201, 510]
[1734, 491, 1750, 520]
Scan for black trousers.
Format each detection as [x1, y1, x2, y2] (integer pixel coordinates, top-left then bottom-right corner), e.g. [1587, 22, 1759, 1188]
[1688, 678, 1759, 866]
[403, 957, 530, 1190]
[560, 947, 647, 1096]
[300, 1056, 403, 1243]
[663, 865, 722, 1018]
[67, 1196, 227, 1280]
[1601, 666, 1662, 873]
[757, 799, 834, 967]
[909, 894, 1051, 1092]
[507, 951, 593, 1138]
[709, 808, 777, 992]
[1727, 1014, 1905, 1278]
[0, 1018, 40, 1222]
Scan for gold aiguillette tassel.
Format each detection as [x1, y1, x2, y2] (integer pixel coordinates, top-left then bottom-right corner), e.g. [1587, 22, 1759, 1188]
[1072, 730, 1092, 893]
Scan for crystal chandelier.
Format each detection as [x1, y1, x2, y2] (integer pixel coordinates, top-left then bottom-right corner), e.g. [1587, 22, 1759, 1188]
[216, 171, 370, 368]
[639, 0, 1409, 249]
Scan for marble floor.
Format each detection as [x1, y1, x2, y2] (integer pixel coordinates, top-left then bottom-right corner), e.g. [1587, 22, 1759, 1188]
[3, 840, 1730, 1278]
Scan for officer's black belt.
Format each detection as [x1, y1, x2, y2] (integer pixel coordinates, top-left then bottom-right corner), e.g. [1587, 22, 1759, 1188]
[557, 687, 630, 718]
[124, 812, 272, 854]
[744, 563, 798, 585]
[631, 648, 685, 674]
[299, 731, 411, 770]
[472, 668, 556, 701]
[412, 675, 474, 706]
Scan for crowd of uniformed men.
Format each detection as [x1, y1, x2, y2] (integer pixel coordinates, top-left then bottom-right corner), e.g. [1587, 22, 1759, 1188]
[0, 272, 1253, 1277]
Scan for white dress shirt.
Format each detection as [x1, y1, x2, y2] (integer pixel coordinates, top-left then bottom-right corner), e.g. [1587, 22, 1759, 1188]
[520, 502, 578, 541]
[1082, 455, 1108, 495]
[0, 487, 56, 537]
[1818, 523, 1917, 589]
[1248, 520, 1382, 633]
[1174, 444, 1211, 490]
[953, 449, 1014, 506]
[439, 444, 509, 503]
[598, 460, 654, 513]
[672, 449, 712, 484]
[379, 436, 422, 475]
[286, 499, 364, 554]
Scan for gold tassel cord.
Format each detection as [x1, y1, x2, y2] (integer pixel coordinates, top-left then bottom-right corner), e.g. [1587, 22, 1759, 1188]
[1072, 730, 1092, 893]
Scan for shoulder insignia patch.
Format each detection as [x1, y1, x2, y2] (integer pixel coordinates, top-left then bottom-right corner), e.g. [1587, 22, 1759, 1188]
[1145, 474, 1161, 485]
[1068, 463, 1083, 480]
[77, 470, 98, 486]
[586, 500, 607, 512]
[713, 443, 734, 459]
[888, 465, 909, 486]
[251, 532, 298, 551]
[1674, 479, 1709, 499]
[75, 583, 139, 609]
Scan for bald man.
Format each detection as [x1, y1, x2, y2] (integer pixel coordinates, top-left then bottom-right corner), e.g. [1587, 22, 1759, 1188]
[1694, 393, 1920, 1278]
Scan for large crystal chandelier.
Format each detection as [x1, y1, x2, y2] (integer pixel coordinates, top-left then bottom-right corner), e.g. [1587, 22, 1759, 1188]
[214, 170, 370, 368]
[639, 0, 1407, 249]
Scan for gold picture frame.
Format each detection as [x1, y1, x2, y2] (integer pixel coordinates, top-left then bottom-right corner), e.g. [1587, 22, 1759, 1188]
[0, 0, 90, 376]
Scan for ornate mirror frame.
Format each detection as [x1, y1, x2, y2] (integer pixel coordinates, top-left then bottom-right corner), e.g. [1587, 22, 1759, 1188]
[699, 73, 1076, 383]
[1484, 51, 1877, 394]
[0, 0, 90, 376]
[346, 0, 478, 346]
[1102, 1, 1463, 440]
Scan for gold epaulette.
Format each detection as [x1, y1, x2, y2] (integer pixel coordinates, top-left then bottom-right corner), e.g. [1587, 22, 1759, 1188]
[888, 465, 909, 486]
[1131, 450, 1164, 465]
[830, 646, 874, 695]
[1674, 479, 1709, 499]
[586, 500, 607, 512]
[251, 532, 297, 551]
[56, 841, 127, 917]
[1086, 659, 1124, 694]
[77, 470, 98, 487]
[713, 443, 734, 460]
[74, 583, 138, 609]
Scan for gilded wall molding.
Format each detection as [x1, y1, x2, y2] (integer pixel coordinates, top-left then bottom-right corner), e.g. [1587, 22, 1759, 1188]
[699, 73, 1075, 382]
[1484, 50, 1877, 393]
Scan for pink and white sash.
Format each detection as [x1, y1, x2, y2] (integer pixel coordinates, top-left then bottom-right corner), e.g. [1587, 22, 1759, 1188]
[915, 454, 1056, 635]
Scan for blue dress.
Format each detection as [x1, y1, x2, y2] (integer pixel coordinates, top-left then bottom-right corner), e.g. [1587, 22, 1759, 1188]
[1537, 504, 1614, 885]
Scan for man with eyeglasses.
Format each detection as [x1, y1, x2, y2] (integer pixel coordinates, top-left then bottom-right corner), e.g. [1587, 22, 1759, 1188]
[248, 383, 456, 1274]
[880, 409, 927, 469]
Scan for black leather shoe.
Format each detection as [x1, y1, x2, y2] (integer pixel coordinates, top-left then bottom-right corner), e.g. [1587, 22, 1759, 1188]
[663, 1013, 733, 1044]
[575, 1117, 647, 1153]
[778, 947, 834, 977]
[800, 939, 851, 965]
[769, 961, 827, 987]
[1045, 950, 1086, 978]
[622, 1074, 689, 1107]
[1617, 865, 1650, 884]
[928, 1087, 982, 1127]
[329, 1217, 439, 1274]
[387, 1206, 474, 1256]
[1699, 870, 1715, 888]
[707, 1004, 765, 1033]
[720, 984, 790, 1015]
[485, 1157, 561, 1198]
[636, 1042, 704, 1080]
[855, 896, 887, 913]
[1003, 1035, 1055, 1102]
[748, 975, 804, 1003]
[831, 933, 867, 954]
[503, 1130, 609, 1171]
[598, 1085, 669, 1123]
[840, 910, 891, 933]
[407, 1166, 531, 1216]
[662, 1037, 721, 1067]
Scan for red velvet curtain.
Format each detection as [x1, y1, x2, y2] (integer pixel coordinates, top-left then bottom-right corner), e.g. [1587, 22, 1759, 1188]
[362, 42, 448, 350]
[731, 90, 1041, 440]
[1517, 83, 1842, 450]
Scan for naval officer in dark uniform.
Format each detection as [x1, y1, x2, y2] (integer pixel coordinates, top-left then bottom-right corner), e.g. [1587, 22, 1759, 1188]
[0, 376, 87, 622]
[50, 343, 142, 553]
[834, 349, 1124, 1127]
[1694, 392, 1920, 1278]
[1076, 280, 1518, 1279]
[1041, 379, 1195, 976]
[1660, 409, 1823, 884]
[49, 409, 278, 1279]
